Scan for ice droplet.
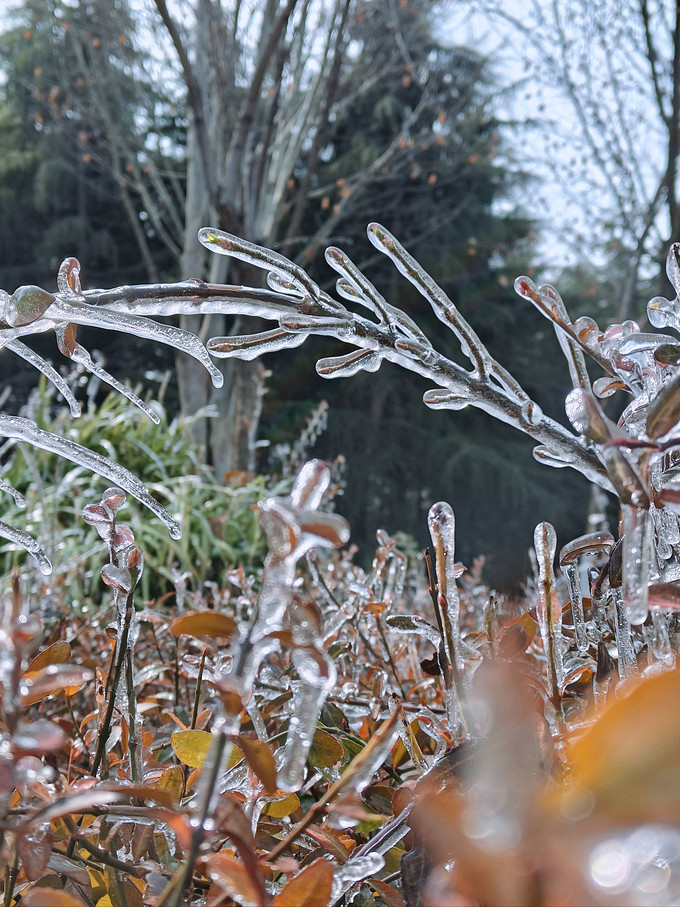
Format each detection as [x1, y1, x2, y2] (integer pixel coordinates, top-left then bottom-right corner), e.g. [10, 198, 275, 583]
[0, 415, 181, 539]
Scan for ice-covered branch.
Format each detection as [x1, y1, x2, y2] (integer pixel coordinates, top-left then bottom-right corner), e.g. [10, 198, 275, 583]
[197, 224, 611, 491]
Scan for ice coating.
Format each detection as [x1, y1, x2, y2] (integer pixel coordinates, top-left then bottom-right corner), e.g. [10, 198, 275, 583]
[208, 327, 307, 359]
[611, 587, 637, 679]
[198, 226, 321, 301]
[6, 286, 56, 327]
[0, 415, 181, 539]
[7, 340, 81, 417]
[0, 520, 52, 574]
[423, 389, 470, 410]
[316, 348, 383, 378]
[47, 296, 224, 388]
[561, 562, 588, 653]
[534, 522, 564, 698]
[277, 656, 337, 792]
[290, 459, 330, 512]
[621, 504, 652, 625]
[329, 854, 385, 904]
[56, 323, 160, 424]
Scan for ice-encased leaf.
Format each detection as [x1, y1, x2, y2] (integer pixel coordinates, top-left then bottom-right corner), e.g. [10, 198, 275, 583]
[316, 348, 383, 378]
[291, 459, 330, 512]
[385, 614, 441, 647]
[648, 295, 677, 329]
[208, 327, 307, 359]
[6, 285, 56, 327]
[646, 368, 680, 440]
[0, 415, 181, 539]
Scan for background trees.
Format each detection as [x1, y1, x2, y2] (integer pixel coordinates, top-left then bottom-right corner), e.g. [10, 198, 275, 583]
[466, 0, 680, 319]
[0, 0, 598, 584]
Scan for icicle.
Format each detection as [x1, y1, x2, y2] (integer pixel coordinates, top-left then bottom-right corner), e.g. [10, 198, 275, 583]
[316, 349, 383, 378]
[621, 504, 652, 625]
[48, 296, 224, 388]
[0, 415, 181, 539]
[428, 502, 463, 674]
[534, 522, 565, 700]
[276, 651, 336, 792]
[561, 561, 587, 653]
[208, 327, 306, 359]
[0, 520, 51, 574]
[55, 323, 160, 424]
[611, 587, 638, 679]
[648, 610, 674, 666]
[6, 340, 81, 417]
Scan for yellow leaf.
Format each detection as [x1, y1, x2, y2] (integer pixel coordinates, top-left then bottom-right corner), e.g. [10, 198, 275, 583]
[157, 764, 185, 803]
[170, 610, 237, 639]
[171, 729, 213, 768]
[273, 858, 334, 907]
[309, 728, 344, 771]
[262, 792, 300, 818]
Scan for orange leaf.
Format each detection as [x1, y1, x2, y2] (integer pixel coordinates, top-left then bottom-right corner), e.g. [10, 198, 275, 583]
[548, 665, 680, 824]
[170, 610, 237, 639]
[201, 852, 265, 907]
[237, 736, 278, 795]
[273, 858, 334, 907]
[21, 664, 93, 706]
[27, 640, 71, 673]
[21, 889, 86, 907]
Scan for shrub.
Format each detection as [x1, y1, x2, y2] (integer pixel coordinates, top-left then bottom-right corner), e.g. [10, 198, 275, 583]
[3, 230, 680, 906]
